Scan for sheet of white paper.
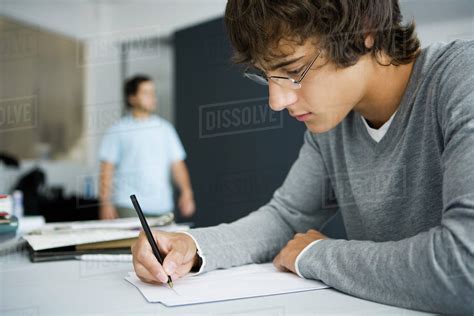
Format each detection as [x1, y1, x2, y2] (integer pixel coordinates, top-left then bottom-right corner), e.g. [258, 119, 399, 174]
[125, 263, 329, 307]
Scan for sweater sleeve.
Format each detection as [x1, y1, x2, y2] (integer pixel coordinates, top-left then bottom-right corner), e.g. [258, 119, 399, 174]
[185, 130, 337, 274]
[296, 44, 474, 314]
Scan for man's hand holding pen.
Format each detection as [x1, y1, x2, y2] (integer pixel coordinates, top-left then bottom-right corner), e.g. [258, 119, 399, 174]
[132, 230, 200, 284]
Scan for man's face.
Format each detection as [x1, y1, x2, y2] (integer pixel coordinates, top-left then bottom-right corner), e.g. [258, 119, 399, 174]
[129, 81, 157, 113]
[261, 40, 372, 133]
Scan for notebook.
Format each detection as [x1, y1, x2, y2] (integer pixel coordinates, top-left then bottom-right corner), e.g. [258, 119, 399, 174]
[125, 262, 328, 307]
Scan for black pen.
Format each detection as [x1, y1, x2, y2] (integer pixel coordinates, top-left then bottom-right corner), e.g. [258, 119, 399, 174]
[130, 194, 173, 288]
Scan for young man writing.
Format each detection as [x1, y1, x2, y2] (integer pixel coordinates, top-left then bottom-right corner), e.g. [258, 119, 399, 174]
[131, 1, 473, 313]
[99, 75, 195, 219]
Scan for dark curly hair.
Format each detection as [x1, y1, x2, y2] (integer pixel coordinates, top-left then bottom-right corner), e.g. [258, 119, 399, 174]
[224, 0, 421, 68]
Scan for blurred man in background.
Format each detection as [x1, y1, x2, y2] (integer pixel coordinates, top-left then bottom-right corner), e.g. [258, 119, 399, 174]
[98, 75, 195, 219]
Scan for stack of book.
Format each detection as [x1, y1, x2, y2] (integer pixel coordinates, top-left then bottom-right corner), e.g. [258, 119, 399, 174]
[0, 195, 18, 239]
[22, 213, 191, 262]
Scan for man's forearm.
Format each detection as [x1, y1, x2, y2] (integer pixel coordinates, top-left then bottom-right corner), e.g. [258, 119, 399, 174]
[183, 131, 337, 274]
[297, 228, 474, 314]
[186, 202, 296, 273]
[99, 162, 114, 206]
[171, 161, 193, 195]
[186, 185, 336, 274]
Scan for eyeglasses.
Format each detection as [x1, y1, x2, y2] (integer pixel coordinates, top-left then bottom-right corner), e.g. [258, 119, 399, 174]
[243, 50, 321, 90]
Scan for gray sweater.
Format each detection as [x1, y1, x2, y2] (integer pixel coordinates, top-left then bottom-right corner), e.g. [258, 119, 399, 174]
[185, 41, 474, 314]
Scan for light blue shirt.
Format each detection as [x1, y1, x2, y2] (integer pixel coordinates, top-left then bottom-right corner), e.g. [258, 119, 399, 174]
[99, 115, 186, 214]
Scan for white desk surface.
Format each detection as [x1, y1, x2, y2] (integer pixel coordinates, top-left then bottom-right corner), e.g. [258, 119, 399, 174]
[0, 248, 432, 316]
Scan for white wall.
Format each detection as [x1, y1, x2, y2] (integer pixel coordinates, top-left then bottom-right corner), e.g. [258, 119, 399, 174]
[81, 37, 123, 175]
[0, 0, 227, 40]
[402, 0, 474, 45]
